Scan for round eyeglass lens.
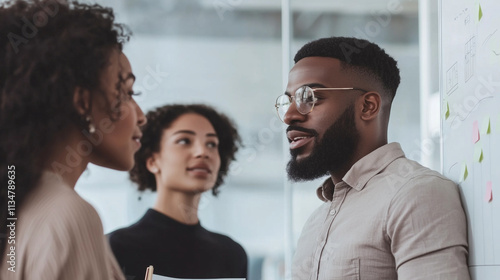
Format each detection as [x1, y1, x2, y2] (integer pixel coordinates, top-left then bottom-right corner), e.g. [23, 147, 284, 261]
[276, 95, 291, 121]
[295, 86, 315, 114]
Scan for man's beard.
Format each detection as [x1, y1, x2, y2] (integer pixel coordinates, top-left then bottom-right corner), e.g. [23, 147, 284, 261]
[286, 104, 360, 182]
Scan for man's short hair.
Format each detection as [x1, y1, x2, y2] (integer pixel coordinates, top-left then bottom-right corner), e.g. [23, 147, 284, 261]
[294, 36, 400, 103]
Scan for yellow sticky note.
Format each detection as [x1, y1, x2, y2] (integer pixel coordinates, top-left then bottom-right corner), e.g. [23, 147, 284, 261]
[474, 143, 483, 163]
[481, 117, 491, 135]
[445, 102, 450, 120]
[459, 163, 468, 182]
[479, 4, 483, 21]
[485, 181, 492, 202]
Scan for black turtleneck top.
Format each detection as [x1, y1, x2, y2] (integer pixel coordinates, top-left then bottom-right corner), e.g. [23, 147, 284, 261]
[108, 209, 247, 280]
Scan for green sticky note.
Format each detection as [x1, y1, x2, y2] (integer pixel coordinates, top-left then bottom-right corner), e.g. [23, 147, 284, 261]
[474, 143, 483, 163]
[479, 4, 483, 21]
[445, 102, 450, 120]
[460, 163, 468, 182]
[481, 117, 491, 135]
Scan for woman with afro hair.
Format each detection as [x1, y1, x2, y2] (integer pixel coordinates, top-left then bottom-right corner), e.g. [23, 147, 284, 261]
[108, 104, 247, 280]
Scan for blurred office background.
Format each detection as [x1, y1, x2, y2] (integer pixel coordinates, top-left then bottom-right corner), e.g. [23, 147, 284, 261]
[73, 0, 440, 279]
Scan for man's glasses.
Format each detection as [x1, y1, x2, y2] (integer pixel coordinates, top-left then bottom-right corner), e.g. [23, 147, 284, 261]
[274, 86, 368, 122]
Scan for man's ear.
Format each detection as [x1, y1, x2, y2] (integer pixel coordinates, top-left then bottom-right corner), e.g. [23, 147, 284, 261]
[73, 87, 91, 115]
[359, 91, 381, 121]
[146, 155, 159, 174]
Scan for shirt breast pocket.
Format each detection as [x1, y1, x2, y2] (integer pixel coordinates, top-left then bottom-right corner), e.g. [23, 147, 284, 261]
[321, 258, 360, 280]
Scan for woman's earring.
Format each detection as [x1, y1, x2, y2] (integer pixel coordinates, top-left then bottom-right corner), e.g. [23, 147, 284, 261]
[86, 115, 96, 134]
[151, 167, 159, 173]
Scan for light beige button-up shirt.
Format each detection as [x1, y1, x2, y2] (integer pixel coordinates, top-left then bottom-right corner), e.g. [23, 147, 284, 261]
[292, 143, 470, 280]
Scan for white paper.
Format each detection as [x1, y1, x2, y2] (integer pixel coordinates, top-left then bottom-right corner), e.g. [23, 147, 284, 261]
[152, 274, 244, 280]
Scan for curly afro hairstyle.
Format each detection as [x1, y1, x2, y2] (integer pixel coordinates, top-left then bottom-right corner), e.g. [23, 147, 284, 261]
[0, 0, 130, 254]
[130, 104, 241, 196]
[294, 36, 400, 103]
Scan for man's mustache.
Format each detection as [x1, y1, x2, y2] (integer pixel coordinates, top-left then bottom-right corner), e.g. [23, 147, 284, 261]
[286, 125, 318, 137]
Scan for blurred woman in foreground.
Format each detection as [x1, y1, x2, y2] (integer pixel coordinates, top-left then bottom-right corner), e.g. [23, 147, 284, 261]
[0, 1, 146, 278]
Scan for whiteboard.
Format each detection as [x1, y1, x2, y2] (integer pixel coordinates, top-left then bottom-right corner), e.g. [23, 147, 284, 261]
[440, 0, 500, 278]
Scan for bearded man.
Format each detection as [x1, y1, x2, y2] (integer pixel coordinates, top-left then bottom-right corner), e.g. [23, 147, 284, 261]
[274, 37, 470, 280]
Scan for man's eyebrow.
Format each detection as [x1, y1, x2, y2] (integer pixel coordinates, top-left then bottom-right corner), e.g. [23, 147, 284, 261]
[284, 83, 329, 95]
[304, 83, 328, 88]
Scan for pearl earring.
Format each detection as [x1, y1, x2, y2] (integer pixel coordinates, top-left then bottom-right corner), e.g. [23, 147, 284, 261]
[86, 116, 96, 133]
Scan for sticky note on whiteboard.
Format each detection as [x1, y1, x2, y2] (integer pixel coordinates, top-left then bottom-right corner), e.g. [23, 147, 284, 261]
[445, 102, 450, 120]
[472, 120, 480, 143]
[481, 117, 491, 135]
[485, 181, 492, 202]
[479, 3, 483, 21]
[474, 143, 483, 163]
[459, 163, 468, 182]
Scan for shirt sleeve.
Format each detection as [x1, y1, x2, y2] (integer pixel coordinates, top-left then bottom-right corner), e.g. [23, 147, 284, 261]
[386, 174, 471, 280]
[25, 195, 117, 280]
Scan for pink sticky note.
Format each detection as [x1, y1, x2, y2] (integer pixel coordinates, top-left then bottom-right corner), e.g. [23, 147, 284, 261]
[485, 181, 493, 202]
[472, 121, 480, 143]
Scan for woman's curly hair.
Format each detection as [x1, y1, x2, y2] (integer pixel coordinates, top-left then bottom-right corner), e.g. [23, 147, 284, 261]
[130, 104, 242, 196]
[0, 0, 130, 254]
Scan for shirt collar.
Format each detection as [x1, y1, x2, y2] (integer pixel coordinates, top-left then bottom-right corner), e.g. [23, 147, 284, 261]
[317, 142, 405, 201]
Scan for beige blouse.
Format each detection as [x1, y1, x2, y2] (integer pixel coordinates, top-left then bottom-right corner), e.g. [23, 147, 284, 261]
[1, 171, 125, 280]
